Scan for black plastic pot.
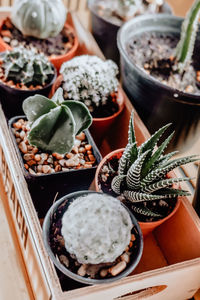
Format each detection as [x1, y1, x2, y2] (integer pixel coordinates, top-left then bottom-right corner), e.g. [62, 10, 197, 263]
[0, 67, 57, 119]
[9, 116, 102, 218]
[117, 14, 200, 152]
[43, 190, 143, 285]
[88, 0, 172, 65]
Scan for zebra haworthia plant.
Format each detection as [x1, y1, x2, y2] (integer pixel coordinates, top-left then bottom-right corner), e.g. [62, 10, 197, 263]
[22, 88, 92, 154]
[175, 0, 200, 73]
[111, 112, 198, 218]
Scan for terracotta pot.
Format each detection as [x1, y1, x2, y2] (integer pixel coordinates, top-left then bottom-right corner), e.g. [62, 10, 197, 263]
[0, 18, 79, 72]
[50, 75, 125, 146]
[0, 65, 57, 119]
[94, 148, 181, 237]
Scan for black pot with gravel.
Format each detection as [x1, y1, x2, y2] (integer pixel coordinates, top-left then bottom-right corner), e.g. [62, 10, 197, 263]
[88, 0, 172, 65]
[117, 1, 200, 152]
[9, 89, 102, 218]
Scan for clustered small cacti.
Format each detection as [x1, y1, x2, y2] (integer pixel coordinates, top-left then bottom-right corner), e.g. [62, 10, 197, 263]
[60, 55, 119, 113]
[11, 0, 67, 39]
[175, 0, 200, 73]
[111, 112, 198, 218]
[61, 193, 133, 264]
[22, 87, 92, 154]
[0, 46, 54, 86]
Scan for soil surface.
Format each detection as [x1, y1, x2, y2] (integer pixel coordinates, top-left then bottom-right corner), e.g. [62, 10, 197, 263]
[126, 32, 200, 95]
[98, 155, 177, 222]
[1, 18, 75, 57]
[48, 197, 140, 288]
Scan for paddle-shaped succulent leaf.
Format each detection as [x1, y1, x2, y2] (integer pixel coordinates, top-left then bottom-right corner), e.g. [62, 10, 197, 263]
[22, 88, 92, 154]
[175, 0, 200, 73]
[11, 0, 67, 39]
[0, 46, 54, 86]
[111, 112, 198, 218]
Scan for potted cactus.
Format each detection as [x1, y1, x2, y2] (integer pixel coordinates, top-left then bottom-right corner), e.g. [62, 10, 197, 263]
[88, 0, 172, 65]
[51, 55, 124, 145]
[94, 113, 198, 236]
[9, 88, 102, 218]
[118, 0, 200, 151]
[0, 46, 56, 118]
[43, 191, 143, 284]
[0, 0, 79, 71]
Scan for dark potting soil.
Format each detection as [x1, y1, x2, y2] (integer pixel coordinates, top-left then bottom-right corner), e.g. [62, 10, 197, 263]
[98, 155, 177, 223]
[1, 18, 75, 57]
[126, 32, 200, 95]
[48, 197, 140, 291]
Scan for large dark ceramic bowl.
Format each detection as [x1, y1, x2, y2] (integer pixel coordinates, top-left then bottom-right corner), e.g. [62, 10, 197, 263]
[43, 190, 143, 285]
[117, 14, 200, 152]
[0, 65, 57, 119]
[9, 116, 102, 218]
[88, 0, 172, 65]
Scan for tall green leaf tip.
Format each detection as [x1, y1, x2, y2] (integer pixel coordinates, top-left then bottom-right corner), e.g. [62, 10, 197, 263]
[175, 0, 200, 73]
[23, 87, 92, 154]
[111, 112, 199, 218]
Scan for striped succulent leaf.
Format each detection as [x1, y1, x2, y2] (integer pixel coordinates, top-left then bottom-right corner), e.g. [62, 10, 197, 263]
[131, 205, 163, 218]
[155, 188, 191, 198]
[118, 142, 137, 175]
[155, 151, 179, 168]
[111, 175, 126, 195]
[128, 111, 136, 145]
[141, 131, 174, 179]
[141, 177, 193, 194]
[126, 150, 150, 190]
[123, 190, 166, 203]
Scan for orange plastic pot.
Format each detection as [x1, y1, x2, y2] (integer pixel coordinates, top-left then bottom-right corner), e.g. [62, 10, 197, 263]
[94, 148, 181, 237]
[50, 75, 125, 145]
[0, 18, 79, 72]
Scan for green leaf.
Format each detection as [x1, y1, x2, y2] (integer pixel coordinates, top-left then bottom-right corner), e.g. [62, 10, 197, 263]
[51, 87, 65, 105]
[128, 111, 136, 145]
[123, 190, 166, 203]
[131, 205, 163, 218]
[28, 106, 76, 154]
[118, 142, 137, 175]
[155, 188, 191, 198]
[63, 100, 92, 135]
[111, 175, 126, 195]
[23, 95, 57, 122]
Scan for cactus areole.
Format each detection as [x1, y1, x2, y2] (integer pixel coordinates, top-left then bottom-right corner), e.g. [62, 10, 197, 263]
[11, 0, 67, 39]
[22, 88, 92, 154]
[61, 193, 133, 264]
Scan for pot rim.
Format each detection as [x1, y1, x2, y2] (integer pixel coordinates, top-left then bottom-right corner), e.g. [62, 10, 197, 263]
[117, 14, 200, 106]
[0, 17, 79, 63]
[8, 115, 102, 180]
[94, 148, 181, 226]
[50, 74, 125, 122]
[42, 190, 143, 285]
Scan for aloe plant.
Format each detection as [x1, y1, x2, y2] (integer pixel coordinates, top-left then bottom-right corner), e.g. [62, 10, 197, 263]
[22, 88, 92, 154]
[111, 112, 198, 218]
[175, 0, 200, 73]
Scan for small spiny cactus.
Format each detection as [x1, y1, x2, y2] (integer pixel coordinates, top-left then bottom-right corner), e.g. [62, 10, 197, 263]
[22, 88, 92, 154]
[0, 46, 54, 86]
[175, 0, 200, 73]
[111, 112, 198, 218]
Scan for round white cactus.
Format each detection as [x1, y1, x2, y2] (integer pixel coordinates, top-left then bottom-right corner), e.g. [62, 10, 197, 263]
[61, 193, 133, 264]
[11, 0, 67, 39]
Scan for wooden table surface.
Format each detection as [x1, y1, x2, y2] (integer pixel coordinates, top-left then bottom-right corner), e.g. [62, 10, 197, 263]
[0, 1, 198, 300]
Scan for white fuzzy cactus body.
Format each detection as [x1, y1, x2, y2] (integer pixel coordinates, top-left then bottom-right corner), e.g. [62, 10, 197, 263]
[61, 194, 132, 264]
[11, 0, 67, 39]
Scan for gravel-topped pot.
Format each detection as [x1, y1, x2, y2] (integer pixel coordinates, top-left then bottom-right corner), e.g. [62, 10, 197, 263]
[0, 1, 79, 71]
[0, 46, 56, 118]
[43, 191, 143, 284]
[117, 13, 200, 152]
[88, 0, 172, 65]
[94, 113, 198, 236]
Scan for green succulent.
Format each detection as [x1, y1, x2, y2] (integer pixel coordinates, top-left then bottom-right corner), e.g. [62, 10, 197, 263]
[175, 0, 200, 73]
[22, 88, 92, 154]
[0, 46, 54, 86]
[111, 112, 198, 218]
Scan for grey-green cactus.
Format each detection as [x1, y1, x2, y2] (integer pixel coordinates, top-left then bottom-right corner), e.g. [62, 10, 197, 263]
[11, 0, 67, 39]
[111, 112, 198, 218]
[22, 88, 92, 154]
[175, 0, 200, 73]
[0, 46, 54, 86]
